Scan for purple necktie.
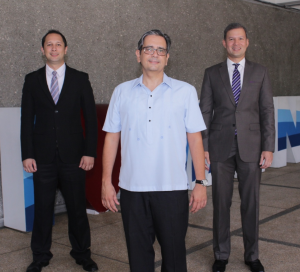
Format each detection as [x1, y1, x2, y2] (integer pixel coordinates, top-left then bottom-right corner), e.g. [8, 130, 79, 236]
[50, 71, 59, 104]
[232, 64, 241, 135]
[232, 64, 241, 105]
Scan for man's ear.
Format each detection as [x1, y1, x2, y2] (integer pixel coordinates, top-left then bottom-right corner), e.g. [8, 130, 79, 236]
[165, 53, 170, 66]
[41, 46, 45, 55]
[222, 39, 226, 49]
[64, 46, 68, 55]
[135, 49, 141, 63]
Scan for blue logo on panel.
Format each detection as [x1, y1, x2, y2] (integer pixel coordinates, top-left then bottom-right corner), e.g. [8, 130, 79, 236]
[24, 170, 34, 232]
[278, 110, 300, 151]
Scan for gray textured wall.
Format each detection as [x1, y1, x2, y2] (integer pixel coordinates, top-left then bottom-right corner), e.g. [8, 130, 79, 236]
[1, 0, 300, 224]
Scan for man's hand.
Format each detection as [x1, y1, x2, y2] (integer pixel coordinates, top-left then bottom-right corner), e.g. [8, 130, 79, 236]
[189, 184, 207, 213]
[23, 158, 37, 173]
[79, 156, 94, 171]
[259, 151, 273, 169]
[204, 151, 210, 170]
[101, 180, 120, 212]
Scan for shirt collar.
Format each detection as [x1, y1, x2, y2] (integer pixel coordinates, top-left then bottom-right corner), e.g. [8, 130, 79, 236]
[46, 63, 66, 77]
[132, 73, 172, 89]
[227, 58, 245, 69]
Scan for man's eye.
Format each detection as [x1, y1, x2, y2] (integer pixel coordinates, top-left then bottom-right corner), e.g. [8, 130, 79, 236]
[146, 48, 152, 51]
[158, 49, 164, 53]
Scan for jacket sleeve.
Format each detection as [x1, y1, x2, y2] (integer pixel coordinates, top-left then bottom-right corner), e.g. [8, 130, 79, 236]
[20, 75, 35, 161]
[259, 68, 275, 152]
[80, 73, 98, 157]
[199, 69, 214, 152]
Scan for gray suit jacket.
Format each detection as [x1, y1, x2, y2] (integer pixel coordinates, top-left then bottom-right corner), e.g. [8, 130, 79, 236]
[200, 59, 275, 163]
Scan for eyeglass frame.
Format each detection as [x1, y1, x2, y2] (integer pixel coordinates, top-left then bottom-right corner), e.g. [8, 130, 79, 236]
[142, 46, 168, 56]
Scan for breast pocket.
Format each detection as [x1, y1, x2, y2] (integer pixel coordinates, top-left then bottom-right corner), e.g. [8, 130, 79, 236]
[71, 127, 83, 134]
[249, 123, 260, 130]
[210, 123, 222, 130]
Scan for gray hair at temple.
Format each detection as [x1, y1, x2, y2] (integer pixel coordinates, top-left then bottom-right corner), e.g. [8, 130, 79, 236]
[224, 23, 248, 40]
[137, 29, 171, 53]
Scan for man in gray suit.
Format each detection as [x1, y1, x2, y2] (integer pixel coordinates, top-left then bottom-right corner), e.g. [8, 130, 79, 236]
[200, 23, 275, 272]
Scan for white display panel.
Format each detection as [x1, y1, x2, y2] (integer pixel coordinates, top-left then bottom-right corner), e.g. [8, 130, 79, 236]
[272, 97, 300, 168]
[0, 108, 34, 232]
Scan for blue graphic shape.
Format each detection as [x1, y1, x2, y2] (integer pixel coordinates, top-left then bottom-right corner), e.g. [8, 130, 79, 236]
[25, 204, 34, 232]
[24, 172, 34, 231]
[278, 110, 300, 151]
[24, 174, 34, 208]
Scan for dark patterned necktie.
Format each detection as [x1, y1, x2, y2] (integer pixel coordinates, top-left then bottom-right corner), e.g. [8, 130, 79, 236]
[50, 71, 59, 104]
[232, 64, 241, 135]
[232, 64, 241, 105]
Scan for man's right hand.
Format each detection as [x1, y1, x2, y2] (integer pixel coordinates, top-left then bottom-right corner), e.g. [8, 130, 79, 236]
[204, 151, 210, 170]
[23, 158, 37, 173]
[101, 180, 120, 213]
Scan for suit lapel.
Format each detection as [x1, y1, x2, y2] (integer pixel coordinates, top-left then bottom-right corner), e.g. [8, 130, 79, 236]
[237, 59, 253, 108]
[38, 66, 55, 105]
[56, 65, 71, 105]
[219, 61, 235, 106]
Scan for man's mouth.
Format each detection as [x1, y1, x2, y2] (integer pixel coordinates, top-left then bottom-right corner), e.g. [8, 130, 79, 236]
[149, 58, 159, 64]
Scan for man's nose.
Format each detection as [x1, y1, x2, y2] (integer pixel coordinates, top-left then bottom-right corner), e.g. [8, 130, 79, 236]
[152, 49, 159, 56]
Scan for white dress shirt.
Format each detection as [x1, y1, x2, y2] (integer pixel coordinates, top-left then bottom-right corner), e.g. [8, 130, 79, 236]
[227, 58, 245, 88]
[46, 63, 66, 95]
[103, 74, 206, 192]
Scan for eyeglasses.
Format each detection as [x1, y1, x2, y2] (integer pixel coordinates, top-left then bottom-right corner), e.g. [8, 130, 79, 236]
[142, 46, 168, 56]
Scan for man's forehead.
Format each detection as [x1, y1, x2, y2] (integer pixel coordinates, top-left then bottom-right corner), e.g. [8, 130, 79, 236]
[45, 34, 64, 42]
[226, 28, 247, 38]
[143, 35, 167, 46]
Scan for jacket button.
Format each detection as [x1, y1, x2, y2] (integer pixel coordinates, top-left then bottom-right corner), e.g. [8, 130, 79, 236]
[233, 124, 235, 127]
[55, 110, 58, 113]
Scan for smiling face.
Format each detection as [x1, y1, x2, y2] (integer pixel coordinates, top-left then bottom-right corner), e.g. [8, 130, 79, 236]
[41, 33, 67, 68]
[135, 35, 169, 74]
[222, 28, 249, 63]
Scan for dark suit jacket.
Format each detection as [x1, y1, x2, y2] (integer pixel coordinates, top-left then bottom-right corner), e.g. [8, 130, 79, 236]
[200, 59, 275, 163]
[21, 65, 98, 164]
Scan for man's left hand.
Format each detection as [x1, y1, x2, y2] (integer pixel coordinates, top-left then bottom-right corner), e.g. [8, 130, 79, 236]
[79, 156, 95, 171]
[259, 151, 273, 169]
[189, 184, 207, 213]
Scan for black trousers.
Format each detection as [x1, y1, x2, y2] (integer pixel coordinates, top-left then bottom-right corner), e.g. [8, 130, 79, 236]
[211, 139, 261, 262]
[120, 188, 189, 272]
[31, 152, 91, 262]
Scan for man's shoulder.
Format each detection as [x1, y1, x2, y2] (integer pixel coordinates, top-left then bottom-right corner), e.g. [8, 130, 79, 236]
[115, 78, 140, 90]
[246, 59, 267, 71]
[167, 76, 195, 91]
[66, 66, 88, 78]
[25, 66, 44, 80]
[205, 61, 225, 72]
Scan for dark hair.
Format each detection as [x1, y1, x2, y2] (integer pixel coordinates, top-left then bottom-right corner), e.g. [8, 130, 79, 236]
[41, 30, 67, 48]
[224, 23, 248, 40]
[138, 29, 171, 53]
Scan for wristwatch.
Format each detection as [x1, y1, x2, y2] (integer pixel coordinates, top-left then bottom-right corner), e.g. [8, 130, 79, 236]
[195, 179, 209, 186]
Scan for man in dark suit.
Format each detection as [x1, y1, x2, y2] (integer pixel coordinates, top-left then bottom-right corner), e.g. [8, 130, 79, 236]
[21, 30, 98, 272]
[200, 23, 275, 272]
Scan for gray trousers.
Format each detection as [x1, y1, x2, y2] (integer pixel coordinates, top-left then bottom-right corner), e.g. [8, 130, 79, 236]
[211, 138, 261, 262]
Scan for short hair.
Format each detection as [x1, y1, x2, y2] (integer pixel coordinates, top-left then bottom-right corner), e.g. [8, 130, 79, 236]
[41, 30, 67, 48]
[137, 29, 171, 53]
[223, 23, 248, 40]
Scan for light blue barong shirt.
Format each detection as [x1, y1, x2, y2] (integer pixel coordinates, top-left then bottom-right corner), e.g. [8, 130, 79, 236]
[103, 74, 206, 192]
